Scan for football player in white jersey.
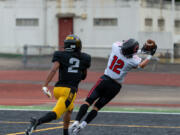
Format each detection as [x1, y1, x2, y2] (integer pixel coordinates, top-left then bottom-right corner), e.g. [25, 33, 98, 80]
[69, 39, 157, 135]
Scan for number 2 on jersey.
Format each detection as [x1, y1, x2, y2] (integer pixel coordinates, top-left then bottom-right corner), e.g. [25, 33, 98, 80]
[68, 58, 80, 73]
[109, 55, 124, 74]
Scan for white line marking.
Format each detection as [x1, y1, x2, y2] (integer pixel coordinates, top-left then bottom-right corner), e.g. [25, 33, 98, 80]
[0, 108, 180, 115]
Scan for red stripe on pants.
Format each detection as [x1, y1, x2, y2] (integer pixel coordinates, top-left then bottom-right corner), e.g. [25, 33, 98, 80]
[87, 78, 102, 98]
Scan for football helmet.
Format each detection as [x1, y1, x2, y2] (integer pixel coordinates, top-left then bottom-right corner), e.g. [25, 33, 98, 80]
[64, 34, 82, 52]
[121, 38, 139, 58]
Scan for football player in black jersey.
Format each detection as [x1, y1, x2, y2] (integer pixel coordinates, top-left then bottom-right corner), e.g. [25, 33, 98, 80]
[25, 35, 91, 135]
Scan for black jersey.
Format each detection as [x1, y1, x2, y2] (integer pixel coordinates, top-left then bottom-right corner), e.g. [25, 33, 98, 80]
[52, 51, 91, 89]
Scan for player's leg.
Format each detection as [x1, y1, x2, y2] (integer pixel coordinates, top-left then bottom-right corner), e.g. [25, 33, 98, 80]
[82, 95, 118, 126]
[25, 110, 57, 135]
[73, 94, 119, 135]
[76, 78, 103, 122]
[73, 77, 121, 134]
[25, 87, 72, 135]
[68, 102, 90, 135]
[25, 97, 66, 135]
[74, 106, 99, 134]
[63, 91, 76, 135]
[83, 82, 121, 125]
[69, 78, 103, 135]
[63, 110, 72, 135]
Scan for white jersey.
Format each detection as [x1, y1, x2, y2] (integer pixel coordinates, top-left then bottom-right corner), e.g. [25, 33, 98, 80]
[104, 41, 142, 83]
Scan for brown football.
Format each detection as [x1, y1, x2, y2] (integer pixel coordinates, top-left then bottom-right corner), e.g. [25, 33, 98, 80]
[144, 39, 156, 51]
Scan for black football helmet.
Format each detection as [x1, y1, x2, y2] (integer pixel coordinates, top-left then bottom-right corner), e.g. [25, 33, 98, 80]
[121, 38, 139, 58]
[64, 34, 82, 52]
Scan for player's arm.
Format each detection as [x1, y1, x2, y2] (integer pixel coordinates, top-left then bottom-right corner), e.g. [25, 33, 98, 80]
[43, 61, 60, 87]
[138, 58, 150, 68]
[42, 61, 60, 98]
[42, 51, 61, 98]
[81, 69, 87, 80]
[81, 53, 91, 80]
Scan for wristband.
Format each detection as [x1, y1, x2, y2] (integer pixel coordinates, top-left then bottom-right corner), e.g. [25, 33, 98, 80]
[146, 55, 152, 60]
[42, 86, 48, 91]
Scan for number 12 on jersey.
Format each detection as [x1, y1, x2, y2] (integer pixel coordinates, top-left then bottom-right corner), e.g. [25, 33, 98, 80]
[109, 55, 124, 74]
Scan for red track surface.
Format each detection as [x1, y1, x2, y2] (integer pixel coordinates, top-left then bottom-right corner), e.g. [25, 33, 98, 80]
[0, 70, 180, 106]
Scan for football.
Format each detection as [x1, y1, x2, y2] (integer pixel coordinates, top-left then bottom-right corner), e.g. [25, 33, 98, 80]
[144, 39, 156, 51]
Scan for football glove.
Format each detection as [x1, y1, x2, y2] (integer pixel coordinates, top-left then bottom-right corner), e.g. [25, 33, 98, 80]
[42, 87, 52, 98]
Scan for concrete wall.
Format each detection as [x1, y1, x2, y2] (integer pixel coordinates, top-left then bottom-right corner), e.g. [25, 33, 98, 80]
[0, 0, 179, 58]
[0, 0, 45, 53]
[139, 2, 180, 48]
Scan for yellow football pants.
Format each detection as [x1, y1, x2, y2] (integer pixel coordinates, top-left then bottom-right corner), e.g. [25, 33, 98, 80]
[52, 87, 77, 119]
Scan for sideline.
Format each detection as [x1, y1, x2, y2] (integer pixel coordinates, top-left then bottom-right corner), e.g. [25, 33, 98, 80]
[1, 105, 180, 115]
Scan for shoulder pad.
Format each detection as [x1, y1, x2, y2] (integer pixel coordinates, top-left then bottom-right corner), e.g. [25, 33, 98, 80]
[52, 51, 63, 62]
[81, 52, 91, 60]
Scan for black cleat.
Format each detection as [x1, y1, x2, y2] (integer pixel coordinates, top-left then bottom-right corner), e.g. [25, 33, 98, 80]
[25, 117, 38, 135]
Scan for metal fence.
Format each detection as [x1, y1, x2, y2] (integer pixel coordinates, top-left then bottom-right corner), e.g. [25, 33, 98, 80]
[22, 45, 180, 69]
[23, 45, 57, 69]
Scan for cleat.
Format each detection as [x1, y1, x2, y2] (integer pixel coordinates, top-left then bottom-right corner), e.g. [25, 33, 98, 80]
[73, 121, 86, 135]
[25, 117, 38, 135]
[72, 126, 81, 135]
[68, 121, 79, 135]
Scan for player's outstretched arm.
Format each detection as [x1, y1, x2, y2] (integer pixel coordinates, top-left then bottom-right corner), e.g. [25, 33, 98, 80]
[138, 39, 157, 68]
[42, 61, 60, 98]
[138, 58, 150, 68]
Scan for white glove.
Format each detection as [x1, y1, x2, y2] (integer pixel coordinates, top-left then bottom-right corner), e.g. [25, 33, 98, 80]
[42, 87, 52, 98]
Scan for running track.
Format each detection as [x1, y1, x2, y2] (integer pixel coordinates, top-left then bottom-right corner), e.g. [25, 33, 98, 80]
[0, 70, 179, 106]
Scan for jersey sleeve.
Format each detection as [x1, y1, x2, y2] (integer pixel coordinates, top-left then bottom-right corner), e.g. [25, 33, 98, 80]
[131, 55, 142, 68]
[81, 53, 91, 69]
[52, 51, 62, 63]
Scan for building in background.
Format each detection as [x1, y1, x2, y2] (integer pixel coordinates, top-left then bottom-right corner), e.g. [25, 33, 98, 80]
[0, 0, 180, 58]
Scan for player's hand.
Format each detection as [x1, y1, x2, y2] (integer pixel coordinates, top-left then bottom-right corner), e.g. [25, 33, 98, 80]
[42, 87, 52, 98]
